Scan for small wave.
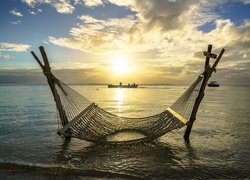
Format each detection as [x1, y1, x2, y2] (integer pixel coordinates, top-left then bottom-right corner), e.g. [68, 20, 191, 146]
[0, 161, 141, 179]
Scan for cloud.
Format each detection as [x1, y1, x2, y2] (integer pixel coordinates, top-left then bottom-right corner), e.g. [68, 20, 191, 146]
[18, 0, 250, 84]
[0, 69, 46, 84]
[46, 0, 250, 85]
[53, 0, 75, 13]
[29, 11, 36, 15]
[22, 0, 74, 14]
[0, 68, 104, 84]
[106, 0, 135, 8]
[242, 0, 250, 4]
[28, 8, 42, 15]
[0, 52, 11, 60]
[0, 42, 30, 52]
[9, 9, 23, 17]
[49, 0, 215, 55]
[47, 1, 249, 57]
[75, 0, 103, 7]
[49, 15, 152, 54]
[135, 0, 200, 31]
[21, 0, 36, 7]
[10, 20, 22, 25]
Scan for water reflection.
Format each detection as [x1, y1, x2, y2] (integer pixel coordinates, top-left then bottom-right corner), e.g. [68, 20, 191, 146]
[1, 85, 249, 178]
[56, 139, 199, 178]
[55, 137, 248, 178]
[184, 141, 198, 166]
[114, 88, 124, 113]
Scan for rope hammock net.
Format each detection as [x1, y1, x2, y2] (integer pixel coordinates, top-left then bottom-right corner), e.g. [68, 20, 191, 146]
[31, 45, 224, 143]
[55, 76, 203, 142]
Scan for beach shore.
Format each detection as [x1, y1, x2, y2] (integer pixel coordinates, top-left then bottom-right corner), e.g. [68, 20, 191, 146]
[0, 162, 137, 180]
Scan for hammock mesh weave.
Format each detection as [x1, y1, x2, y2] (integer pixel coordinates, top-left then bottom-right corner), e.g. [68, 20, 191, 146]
[52, 74, 203, 143]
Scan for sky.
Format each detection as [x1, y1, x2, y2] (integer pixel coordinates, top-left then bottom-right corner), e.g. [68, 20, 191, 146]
[0, 0, 250, 85]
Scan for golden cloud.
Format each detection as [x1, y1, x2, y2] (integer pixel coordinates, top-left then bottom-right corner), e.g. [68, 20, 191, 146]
[0, 42, 30, 52]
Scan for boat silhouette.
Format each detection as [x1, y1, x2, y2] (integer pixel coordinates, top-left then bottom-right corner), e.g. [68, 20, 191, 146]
[108, 82, 138, 88]
[207, 81, 220, 87]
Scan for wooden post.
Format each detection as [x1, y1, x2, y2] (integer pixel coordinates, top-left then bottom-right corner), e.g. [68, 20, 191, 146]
[205, 44, 212, 68]
[31, 46, 71, 138]
[184, 45, 225, 141]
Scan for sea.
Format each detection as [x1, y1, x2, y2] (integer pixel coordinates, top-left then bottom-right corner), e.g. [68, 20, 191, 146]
[0, 84, 249, 179]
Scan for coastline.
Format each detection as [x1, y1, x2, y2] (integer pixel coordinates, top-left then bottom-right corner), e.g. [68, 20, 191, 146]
[0, 162, 139, 179]
[0, 161, 249, 179]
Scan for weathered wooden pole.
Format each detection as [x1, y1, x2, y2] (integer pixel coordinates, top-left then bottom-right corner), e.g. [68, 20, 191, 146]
[184, 45, 225, 141]
[31, 46, 71, 138]
[205, 44, 212, 68]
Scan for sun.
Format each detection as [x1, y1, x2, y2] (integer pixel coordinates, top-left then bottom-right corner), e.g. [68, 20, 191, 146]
[110, 56, 130, 74]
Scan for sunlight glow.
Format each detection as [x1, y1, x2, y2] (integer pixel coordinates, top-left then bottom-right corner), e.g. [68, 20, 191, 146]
[110, 56, 130, 74]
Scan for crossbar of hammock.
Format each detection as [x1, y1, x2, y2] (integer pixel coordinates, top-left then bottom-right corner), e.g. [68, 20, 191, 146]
[167, 107, 188, 124]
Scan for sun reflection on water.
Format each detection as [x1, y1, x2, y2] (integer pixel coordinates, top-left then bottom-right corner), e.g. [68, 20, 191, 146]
[115, 88, 124, 112]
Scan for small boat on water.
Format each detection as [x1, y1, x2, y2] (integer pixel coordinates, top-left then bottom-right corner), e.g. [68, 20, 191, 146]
[207, 81, 220, 87]
[108, 82, 138, 88]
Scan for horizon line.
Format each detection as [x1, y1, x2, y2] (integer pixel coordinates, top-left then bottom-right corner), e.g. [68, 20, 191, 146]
[1, 83, 250, 86]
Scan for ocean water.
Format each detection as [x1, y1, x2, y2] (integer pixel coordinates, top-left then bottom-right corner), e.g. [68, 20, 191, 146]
[0, 84, 249, 179]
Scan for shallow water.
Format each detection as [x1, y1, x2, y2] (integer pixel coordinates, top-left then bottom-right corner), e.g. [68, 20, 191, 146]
[0, 84, 249, 178]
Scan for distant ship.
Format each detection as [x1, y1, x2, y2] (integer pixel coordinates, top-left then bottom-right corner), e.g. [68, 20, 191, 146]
[207, 81, 220, 87]
[108, 82, 138, 88]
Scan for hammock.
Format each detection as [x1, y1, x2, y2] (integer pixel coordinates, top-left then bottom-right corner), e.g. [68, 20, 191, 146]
[31, 45, 224, 143]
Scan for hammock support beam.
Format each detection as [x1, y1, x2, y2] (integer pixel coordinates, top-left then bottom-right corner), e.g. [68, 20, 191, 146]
[31, 47, 71, 138]
[184, 45, 225, 141]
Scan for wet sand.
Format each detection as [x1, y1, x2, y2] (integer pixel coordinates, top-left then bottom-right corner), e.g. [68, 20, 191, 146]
[0, 162, 138, 179]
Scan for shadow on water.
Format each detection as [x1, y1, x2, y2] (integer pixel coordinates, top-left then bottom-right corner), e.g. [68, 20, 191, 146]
[55, 139, 201, 179]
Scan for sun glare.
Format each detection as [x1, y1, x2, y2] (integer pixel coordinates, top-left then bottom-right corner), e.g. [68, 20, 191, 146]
[110, 56, 130, 74]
